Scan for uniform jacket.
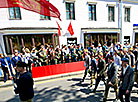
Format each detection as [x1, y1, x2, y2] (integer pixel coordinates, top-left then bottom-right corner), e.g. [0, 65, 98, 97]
[12, 56, 22, 67]
[120, 66, 134, 91]
[97, 58, 106, 74]
[85, 54, 91, 68]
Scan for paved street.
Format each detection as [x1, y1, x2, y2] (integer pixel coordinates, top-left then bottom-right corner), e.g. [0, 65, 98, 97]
[0, 74, 138, 102]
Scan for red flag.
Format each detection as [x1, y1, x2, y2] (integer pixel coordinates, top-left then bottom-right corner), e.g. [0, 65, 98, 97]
[56, 21, 61, 36]
[67, 22, 74, 36]
[0, 0, 61, 20]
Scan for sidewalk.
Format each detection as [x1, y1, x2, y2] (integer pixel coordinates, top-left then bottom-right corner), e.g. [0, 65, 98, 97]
[0, 70, 84, 88]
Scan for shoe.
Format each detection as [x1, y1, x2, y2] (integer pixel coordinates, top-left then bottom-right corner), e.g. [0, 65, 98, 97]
[113, 99, 118, 102]
[103, 98, 106, 102]
[91, 89, 96, 93]
[79, 79, 84, 83]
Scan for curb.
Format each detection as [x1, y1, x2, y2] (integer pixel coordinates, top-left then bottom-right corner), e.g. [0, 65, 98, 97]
[34, 70, 84, 82]
[0, 70, 84, 88]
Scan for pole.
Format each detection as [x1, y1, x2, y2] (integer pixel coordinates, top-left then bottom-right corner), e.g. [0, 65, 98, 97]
[119, 0, 123, 44]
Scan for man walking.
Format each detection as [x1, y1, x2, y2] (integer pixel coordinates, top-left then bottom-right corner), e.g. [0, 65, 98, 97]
[92, 52, 106, 92]
[80, 49, 91, 83]
[118, 58, 134, 102]
[103, 57, 118, 102]
[14, 61, 34, 102]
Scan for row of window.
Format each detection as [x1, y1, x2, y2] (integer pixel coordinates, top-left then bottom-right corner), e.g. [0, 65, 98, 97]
[8, 2, 130, 22]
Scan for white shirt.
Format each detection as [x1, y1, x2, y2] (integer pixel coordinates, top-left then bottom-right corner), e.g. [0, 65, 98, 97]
[123, 65, 129, 75]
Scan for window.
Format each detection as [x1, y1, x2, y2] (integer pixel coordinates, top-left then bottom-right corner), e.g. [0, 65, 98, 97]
[40, 0, 51, 20]
[40, 15, 51, 20]
[88, 4, 96, 21]
[108, 6, 115, 22]
[66, 2, 75, 20]
[124, 7, 130, 22]
[9, 7, 21, 19]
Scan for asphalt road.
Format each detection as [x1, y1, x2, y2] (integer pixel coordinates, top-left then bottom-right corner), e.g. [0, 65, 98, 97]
[0, 74, 138, 102]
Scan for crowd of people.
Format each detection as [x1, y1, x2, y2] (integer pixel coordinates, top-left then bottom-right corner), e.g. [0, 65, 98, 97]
[0, 41, 138, 101]
[80, 42, 137, 102]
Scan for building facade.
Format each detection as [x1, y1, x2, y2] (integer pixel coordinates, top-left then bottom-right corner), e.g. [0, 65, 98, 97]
[0, 0, 138, 54]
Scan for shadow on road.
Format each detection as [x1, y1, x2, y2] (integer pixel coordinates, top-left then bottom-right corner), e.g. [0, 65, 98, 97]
[6, 77, 138, 102]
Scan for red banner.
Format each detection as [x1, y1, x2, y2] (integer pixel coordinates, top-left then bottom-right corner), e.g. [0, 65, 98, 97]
[56, 21, 61, 36]
[67, 22, 74, 36]
[0, 0, 61, 20]
[32, 61, 85, 78]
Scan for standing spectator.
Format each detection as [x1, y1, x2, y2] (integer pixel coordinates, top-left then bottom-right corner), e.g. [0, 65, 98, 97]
[12, 50, 22, 79]
[31, 48, 40, 67]
[118, 58, 134, 102]
[0, 62, 3, 79]
[0, 53, 13, 82]
[14, 61, 34, 102]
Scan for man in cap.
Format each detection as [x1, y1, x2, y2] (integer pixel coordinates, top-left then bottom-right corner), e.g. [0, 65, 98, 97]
[103, 56, 119, 102]
[92, 52, 106, 92]
[118, 58, 134, 102]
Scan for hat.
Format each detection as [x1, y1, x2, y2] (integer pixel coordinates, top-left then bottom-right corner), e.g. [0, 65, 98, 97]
[84, 49, 88, 53]
[14, 50, 18, 53]
[99, 52, 103, 56]
[123, 48, 127, 51]
[129, 47, 133, 51]
[121, 58, 129, 62]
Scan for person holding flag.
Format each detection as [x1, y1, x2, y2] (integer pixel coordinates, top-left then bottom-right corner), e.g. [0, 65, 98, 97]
[0, 53, 14, 82]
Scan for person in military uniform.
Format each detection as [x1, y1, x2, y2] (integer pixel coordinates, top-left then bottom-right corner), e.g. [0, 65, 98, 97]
[92, 52, 106, 92]
[103, 57, 119, 102]
[80, 49, 91, 83]
[88, 53, 97, 88]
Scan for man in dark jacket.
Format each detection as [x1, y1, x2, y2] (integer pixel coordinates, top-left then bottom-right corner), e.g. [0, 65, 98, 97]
[92, 52, 106, 92]
[118, 58, 134, 102]
[103, 57, 118, 102]
[14, 61, 34, 102]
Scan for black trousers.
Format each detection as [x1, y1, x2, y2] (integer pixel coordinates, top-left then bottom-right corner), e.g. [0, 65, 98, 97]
[82, 67, 92, 81]
[118, 88, 131, 102]
[93, 75, 105, 91]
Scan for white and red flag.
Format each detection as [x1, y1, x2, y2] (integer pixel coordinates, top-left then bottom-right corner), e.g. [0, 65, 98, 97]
[0, 0, 61, 20]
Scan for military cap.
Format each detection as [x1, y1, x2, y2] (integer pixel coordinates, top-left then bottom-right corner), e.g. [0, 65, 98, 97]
[121, 58, 129, 62]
